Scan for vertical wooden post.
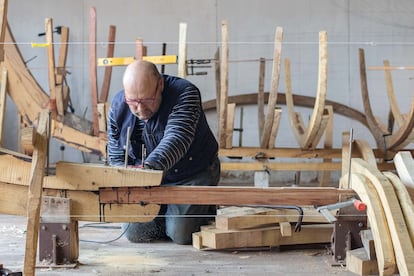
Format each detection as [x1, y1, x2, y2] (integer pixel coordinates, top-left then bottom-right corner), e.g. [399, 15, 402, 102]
[46, 18, 57, 118]
[219, 20, 229, 148]
[89, 7, 99, 136]
[177, 22, 187, 78]
[23, 110, 49, 276]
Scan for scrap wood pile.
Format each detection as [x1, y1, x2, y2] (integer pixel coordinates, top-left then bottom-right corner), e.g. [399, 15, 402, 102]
[344, 151, 414, 276]
[192, 205, 334, 250]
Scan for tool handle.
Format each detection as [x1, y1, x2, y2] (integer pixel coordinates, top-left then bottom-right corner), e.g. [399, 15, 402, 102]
[353, 199, 366, 211]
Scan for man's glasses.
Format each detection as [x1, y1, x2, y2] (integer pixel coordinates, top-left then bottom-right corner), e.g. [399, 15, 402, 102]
[124, 82, 159, 107]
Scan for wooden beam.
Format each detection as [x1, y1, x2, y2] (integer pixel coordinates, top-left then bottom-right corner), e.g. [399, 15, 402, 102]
[99, 186, 355, 206]
[0, 182, 160, 223]
[260, 27, 282, 148]
[23, 110, 48, 276]
[200, 224, 332, 250]
[55, 161, 163, 190]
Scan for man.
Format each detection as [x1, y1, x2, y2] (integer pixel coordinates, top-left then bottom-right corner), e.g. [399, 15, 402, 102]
[107, 60, 220, 245]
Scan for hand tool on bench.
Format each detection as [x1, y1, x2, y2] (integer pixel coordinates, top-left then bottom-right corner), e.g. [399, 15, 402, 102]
[316, 198, 366, 223]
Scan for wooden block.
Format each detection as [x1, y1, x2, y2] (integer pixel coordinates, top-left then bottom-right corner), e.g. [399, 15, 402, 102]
[279, 221, 292, 237]
[360, 229, 376, 260]
[346, 247, 379, 276]
[254, 171, 269, 187]
[192, 232, 204, 250]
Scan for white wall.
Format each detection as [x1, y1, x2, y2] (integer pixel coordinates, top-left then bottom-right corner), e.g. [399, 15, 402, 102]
[5, 0, 414, 183]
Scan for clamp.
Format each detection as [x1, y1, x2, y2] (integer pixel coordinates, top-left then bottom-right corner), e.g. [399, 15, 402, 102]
[316, 198, 366, 223]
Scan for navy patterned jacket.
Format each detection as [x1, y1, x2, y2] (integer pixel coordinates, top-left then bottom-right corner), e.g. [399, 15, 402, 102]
[107, 74, 219, 184]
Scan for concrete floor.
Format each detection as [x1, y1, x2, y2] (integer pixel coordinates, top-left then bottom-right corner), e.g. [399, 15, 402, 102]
[0, 214, 356, 276]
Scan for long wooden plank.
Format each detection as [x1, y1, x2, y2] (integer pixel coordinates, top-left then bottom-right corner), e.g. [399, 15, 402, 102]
[0, 182, 160, 223]
[55, 161, 163, 190]
[260, 27, 283, 148]
[23, 111, 48, 276]
[352, 158, 414, 276]
[218, 20, 228, 148]
[201, 224, 332, 250]
[350, 173, 396, 276]
[89, 7, 99, 136]
[215, 206, 330, 230]
[99, 186, 355, 206]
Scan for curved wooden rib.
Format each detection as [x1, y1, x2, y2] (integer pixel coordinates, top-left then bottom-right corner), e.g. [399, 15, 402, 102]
[260, 26, 283, 149]
[5, 24, 105, 155]
[359, 48, 414, 152]
[384, 171, 414, 246]
[351, 158, 414, 275]
[284, 31, 329, 149]
[384, 60, 404, 127]
[202, 92, 369, 128]
[349, 172, 396, 275]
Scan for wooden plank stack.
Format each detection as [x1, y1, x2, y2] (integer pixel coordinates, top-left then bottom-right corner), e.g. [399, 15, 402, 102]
[193, 206, 333, 250]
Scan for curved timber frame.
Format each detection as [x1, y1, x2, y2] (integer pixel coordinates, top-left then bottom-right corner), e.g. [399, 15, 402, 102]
[359, 48, 414, 153]
[284, 31, 329, 149]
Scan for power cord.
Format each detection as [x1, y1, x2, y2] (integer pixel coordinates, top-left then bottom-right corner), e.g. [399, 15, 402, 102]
[79, 222, 130, 244]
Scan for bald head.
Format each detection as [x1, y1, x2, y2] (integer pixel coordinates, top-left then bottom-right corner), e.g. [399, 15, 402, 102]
[123, 60, 161, 96]
[122, 60, 163, 120]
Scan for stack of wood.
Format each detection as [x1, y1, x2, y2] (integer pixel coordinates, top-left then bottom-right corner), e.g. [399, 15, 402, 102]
[192, 206, 334, 250]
